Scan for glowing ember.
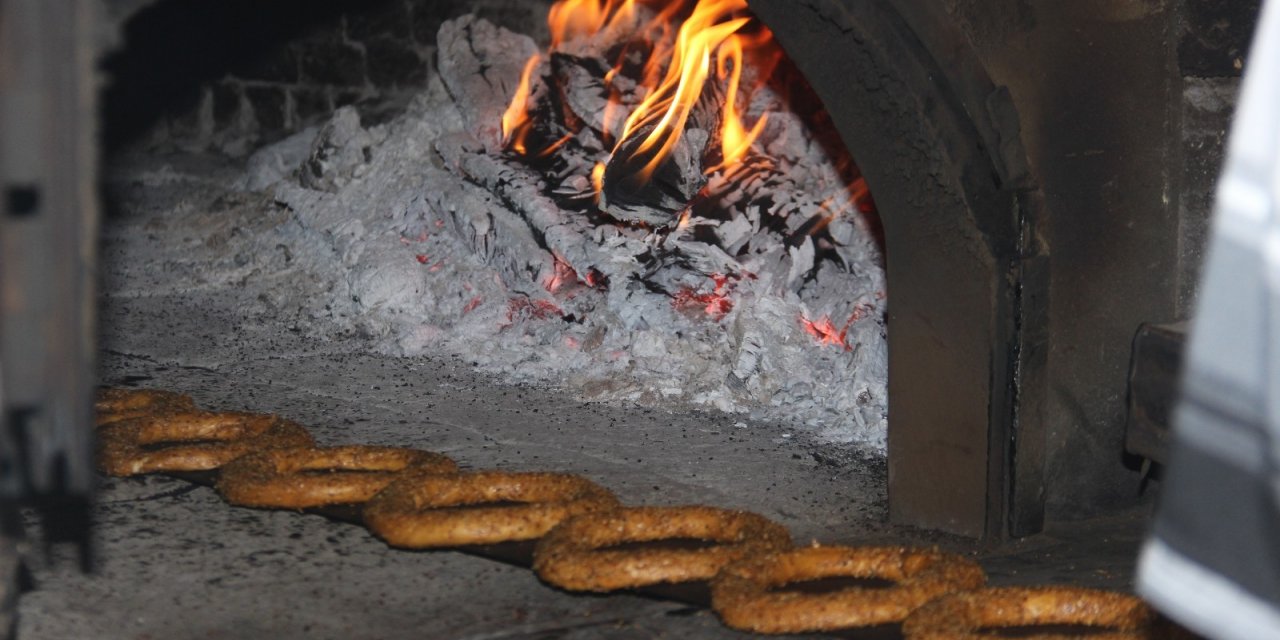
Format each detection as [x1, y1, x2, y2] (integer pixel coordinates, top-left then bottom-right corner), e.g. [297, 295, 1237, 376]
[545, 254, 581, 294]
[800, 315, 852, 351]
[507, 297, 565, 323]
[800, 301, 879, 351]
[583, 268, 607, 289]
[673, 273, 737, 319]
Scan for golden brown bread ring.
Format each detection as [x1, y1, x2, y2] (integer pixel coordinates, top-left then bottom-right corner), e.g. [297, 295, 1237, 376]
[94, 388, 197, 427]
[533, 506, 793, 592]
[363, 471, 619, 548]
[901, 586, 1157, 640]
[216, 445, 458, 509]
[710, 544, 986, 633]
[96, 411, 314, 476]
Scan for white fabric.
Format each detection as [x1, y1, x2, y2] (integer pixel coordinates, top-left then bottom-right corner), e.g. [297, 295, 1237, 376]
[1137, 1, 1280, 637]
[1140, 541, 1280, 640]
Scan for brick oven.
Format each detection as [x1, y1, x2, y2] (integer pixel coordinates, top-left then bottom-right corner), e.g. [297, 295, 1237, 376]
[0, 0, 1262, 634]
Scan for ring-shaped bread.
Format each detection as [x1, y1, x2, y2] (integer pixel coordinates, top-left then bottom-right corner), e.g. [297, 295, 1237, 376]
[216, 445, 458, 509]
[533, 505, 793, 592]
[710, 544, 986, 633]
[363, 471, 619, 548]
[96, 411, 314, 476]
[95, 388, 197, 427]
[901, 586, 1157, 640]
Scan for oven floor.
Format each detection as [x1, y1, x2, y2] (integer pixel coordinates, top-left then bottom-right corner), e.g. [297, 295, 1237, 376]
[13, 152, 1154, 639]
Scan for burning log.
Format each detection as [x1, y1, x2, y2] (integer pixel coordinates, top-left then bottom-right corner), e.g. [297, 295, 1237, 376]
[593, 1, 755, 226]
[597, 102, 718, 226]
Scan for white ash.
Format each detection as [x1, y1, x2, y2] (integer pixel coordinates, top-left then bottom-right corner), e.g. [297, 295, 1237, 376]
[205, 15, 889, 449]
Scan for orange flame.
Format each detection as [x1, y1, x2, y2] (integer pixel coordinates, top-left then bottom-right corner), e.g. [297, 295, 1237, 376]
[616, 0, 752, 182]
[591, 162, 607, 201]
[708, 34, 769, 172]
[502, 54, 543, 154]
[601, 67, 626, 145]
[505, 0, 775, 185]
[548, 0, 639, 48]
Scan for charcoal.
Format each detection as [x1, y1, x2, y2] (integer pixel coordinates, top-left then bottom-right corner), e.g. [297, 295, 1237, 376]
[299, 107, 382, 193]
[421, 164, 557, 297]
[551, 52, 614, 136]
[598, 125, 708, 224]
[237, 125, 319, 192]
[786, 238, 816, 288]
[435, 135, 616, 279]
[437, 16, 541, 153]
[598, 86, 724, 225]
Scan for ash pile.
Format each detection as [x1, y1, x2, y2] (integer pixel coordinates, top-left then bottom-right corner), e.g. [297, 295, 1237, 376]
[236, 1, 888, 448]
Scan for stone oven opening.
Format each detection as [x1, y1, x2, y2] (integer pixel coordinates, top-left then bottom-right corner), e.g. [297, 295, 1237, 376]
[99, 0, 894, 458]
[0, 0, 1261, 636]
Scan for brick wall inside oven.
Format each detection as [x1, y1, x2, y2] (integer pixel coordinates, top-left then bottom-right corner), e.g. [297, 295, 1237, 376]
[103, 0, 552, 155]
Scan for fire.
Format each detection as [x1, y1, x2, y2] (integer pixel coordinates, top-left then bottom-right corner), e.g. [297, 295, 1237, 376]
[502, 0, 774, 189]
[601, 68, 625, 146]
[501, 55, 542, 154]
[615, 0, 753, 182]
[548, 0, 639, 48]
[591, 161, 606, 201]
[708, 33, 770, 172]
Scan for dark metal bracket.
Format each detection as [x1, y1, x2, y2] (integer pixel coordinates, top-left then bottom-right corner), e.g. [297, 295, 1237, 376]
[1125, 323, 1188, 466]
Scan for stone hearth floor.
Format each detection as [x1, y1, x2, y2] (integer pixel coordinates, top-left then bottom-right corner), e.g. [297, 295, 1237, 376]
[13, 151, 1153, 639]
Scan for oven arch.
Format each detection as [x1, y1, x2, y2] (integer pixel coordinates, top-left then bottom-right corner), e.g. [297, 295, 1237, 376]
[748, 0, 1047, 538]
